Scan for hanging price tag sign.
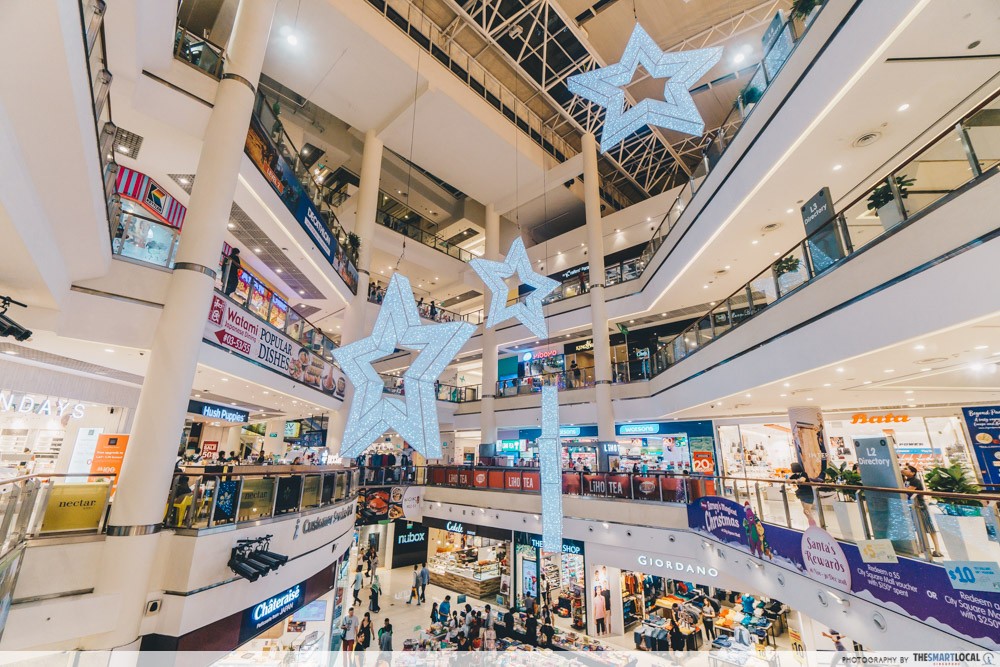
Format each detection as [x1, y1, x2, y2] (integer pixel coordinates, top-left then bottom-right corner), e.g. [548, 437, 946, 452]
[945, 560, 1000, 593]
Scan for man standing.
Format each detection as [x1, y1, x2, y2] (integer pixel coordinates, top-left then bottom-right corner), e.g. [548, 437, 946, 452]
[341, 607, 359, 653]
[419, 562, 430, 603]
[352, 566, 364, 606]
[407, 564, 421, 605]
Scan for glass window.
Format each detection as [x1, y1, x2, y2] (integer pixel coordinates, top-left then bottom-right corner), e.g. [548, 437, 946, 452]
[269, 296, 288, 330]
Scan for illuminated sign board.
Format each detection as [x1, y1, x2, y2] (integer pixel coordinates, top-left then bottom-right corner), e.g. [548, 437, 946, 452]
[618, 423, 660, 435]
[187, 399, 248, 424]
[559, 427, 581, 437]
[240, 582, 305, 642]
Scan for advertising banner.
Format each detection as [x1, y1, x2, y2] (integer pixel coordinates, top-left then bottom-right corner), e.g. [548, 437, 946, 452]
[301, 475, 322, 508]
[357, 488, 390, 525]
[961, 406, 1000, 486]
[688, 495, 1000, 649]
[205, 294, 346, 400]
[239, 478, 275, 521]
[392, 520, 430, 569]
[88, 434, 129, 494]
[211, 480, 240, 525]
[562, 472, 582, 496]
[632, 475, 659, 500]
[244, 115, 358, 293]
[39, 483, 110, 533]
[400, 486, 423, 521]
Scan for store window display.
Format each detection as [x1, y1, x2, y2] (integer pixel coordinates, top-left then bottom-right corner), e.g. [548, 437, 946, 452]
[513, 533, 586, 631]
[425, 525, 507, 599]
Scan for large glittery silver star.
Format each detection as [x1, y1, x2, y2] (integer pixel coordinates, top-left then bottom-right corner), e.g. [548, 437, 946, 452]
[332, 273, 474, 459]
[471, 237, 559, 339]
[567, 23, 722, 152]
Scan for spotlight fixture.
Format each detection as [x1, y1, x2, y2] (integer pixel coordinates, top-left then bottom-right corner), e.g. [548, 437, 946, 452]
[0, 296, 31, 342]
[229, 535, 287, 582]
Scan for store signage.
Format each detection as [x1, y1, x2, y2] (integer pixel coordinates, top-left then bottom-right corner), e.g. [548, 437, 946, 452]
[800, 186, 835, 235]
[39, 483, 110, 534]
[89, 435, 129, 494]
[392, 519, 429, 568]
[569, 339, 593, 353]
[204, 295, 347, 400]
[498, 439, 521, 452]
[398, 531, 425, 544]
[559, 426, 581, 437]
[849, 412, 910, 424]
[961, 406, 1000, 486]
[241, 583, 306, 643]
[520, 532, 584, 556]
[618, 423, 660, 435]
[600, 442, 620, 454]
[424, 516, 510, 541]
[559, 265, 588, 280]
[187, 399, 248, 424]
[294, 515, 332, 539]
[637, 555, 719, 578]
[0, 391, 86, 420]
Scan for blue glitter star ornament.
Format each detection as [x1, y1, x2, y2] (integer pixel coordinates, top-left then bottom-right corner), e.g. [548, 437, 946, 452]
[567, 23, 722, 151]
[470, 237, 559, 339]
[332, 273, 475, 459]
[539, 385, 563, 553]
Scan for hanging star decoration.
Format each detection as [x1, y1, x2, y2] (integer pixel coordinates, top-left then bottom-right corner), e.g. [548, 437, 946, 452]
[538, 385, 563, 553]
[567, 23, 722, 152]
[332, 273, 475, 459]
[471, 237, 559, 339]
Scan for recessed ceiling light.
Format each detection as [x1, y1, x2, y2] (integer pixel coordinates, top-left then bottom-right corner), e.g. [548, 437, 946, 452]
[287, 33, 298, 45]
[179, 177, 189, 185]
[3, 350, 17, 356]
[254, 248, 262, 254]
[580, 243, 585, 247]
[897, 103, 910, 112]
[615, 228, 621, 233]
[703, 284, 709, 289]
[104, 348, 114, 353]
[822, 383, 831, 387]
[884, 369, 895, 373]
[745, 393, 751, 398]
[230, 402, 237, 406]
[629, 320, 635, 324]
[647, 217, 652, 222]
[783, 382, 790, 387]
[709, 301, 716, 306]
[724, 265, 731, 270]
[862, 380, 872, 385]
[194, 394, 201, 398]
[117, 146, 130, 154]
[921, 367, 932, 372]
[779, 393, 787, 397]
[975, 344, 989, 350]
[833, 164, 843, 171]
[905, 390, 914, 394]
[221, 378, 228, 382]
[806, 397, 814, 401]
[913, 344, 925, 350]
[906, 397, 915, 402]
[751, 240, 759, 245]
[733, 53, 746, 64]
[227, 223, 235, 230]
[773, 252, 780, 257]
[298, 290, 305, 295]
[786, 208, 793, 214]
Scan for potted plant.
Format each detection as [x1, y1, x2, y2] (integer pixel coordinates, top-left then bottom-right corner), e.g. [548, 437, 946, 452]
[774, 254, 802, 295]
[791, 0, 822, 25]
[822, 463, 865, 540]
[866, 175, 914, 231]
[347, 232, 361, 261]
[923, 463, 996, 561]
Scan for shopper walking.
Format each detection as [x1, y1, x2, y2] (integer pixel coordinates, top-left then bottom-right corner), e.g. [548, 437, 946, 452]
[341, 607, 359, 652]
[356, 612, 373, 651]
[430, 601, 441, 625]
[369, 573, 381, 613]
[406, 564, 421, 605]
[419, 562, 430, 602]
[378, 619, 393, 652]
[352, 566, 364, 606]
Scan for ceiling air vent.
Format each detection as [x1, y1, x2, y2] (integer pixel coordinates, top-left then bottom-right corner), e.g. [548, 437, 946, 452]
[853, 132, 882, 148]
[761, 223, 782, 233]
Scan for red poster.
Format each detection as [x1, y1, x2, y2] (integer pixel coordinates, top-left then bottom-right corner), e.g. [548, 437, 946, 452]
[201, 441, 219, 456]
[429, 467, 447, 486]
[521, 472, 540, 492]
[488, 470, 506, 489]
[456, 470, 472, 487]
[691, 451, 715, 474]
[89, 434, 130, 494]
[504, 471, 523, 490]
[562, 472, 581, 495]
[473, 470, 488, 488]
[660, 475, 685, 503]
[632, 475, 659, 500]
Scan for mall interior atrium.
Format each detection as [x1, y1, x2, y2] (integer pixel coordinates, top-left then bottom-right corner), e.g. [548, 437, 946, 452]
[1, 0, 1000, 663]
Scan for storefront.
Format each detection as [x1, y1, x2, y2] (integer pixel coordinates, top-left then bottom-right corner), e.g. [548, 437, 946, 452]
[0, 387, 131, 477]
[583, 542, 810, 656]
[497, 349, 565, 396]
[615, 420, 716, 474]
[717, 408, 977, 482]
[423, 516, 510, 600]
[513, 532, 586, 630]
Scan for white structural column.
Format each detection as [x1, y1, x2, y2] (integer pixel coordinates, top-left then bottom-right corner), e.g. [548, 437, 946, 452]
[87, 0, 277, 649]
[479, 202, 500, 452]
[582, 132, 616, 450]
[330, 130, 384, 458]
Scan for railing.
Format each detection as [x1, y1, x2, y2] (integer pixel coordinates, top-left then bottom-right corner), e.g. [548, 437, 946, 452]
[652, 91, 1000, 373]
[173, 26, 225, 79]
[421, 465, 1000, 562]
[165, 468, 359, 530]
[367, 283, 482, 324]
[375, 208, 476, 263]
[378, 374, 480, 402]
[79, 0, 117, 229]
[496, 366, 597, 396]
[0, 473, 114, 559]
[251, 93, 360, 293]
